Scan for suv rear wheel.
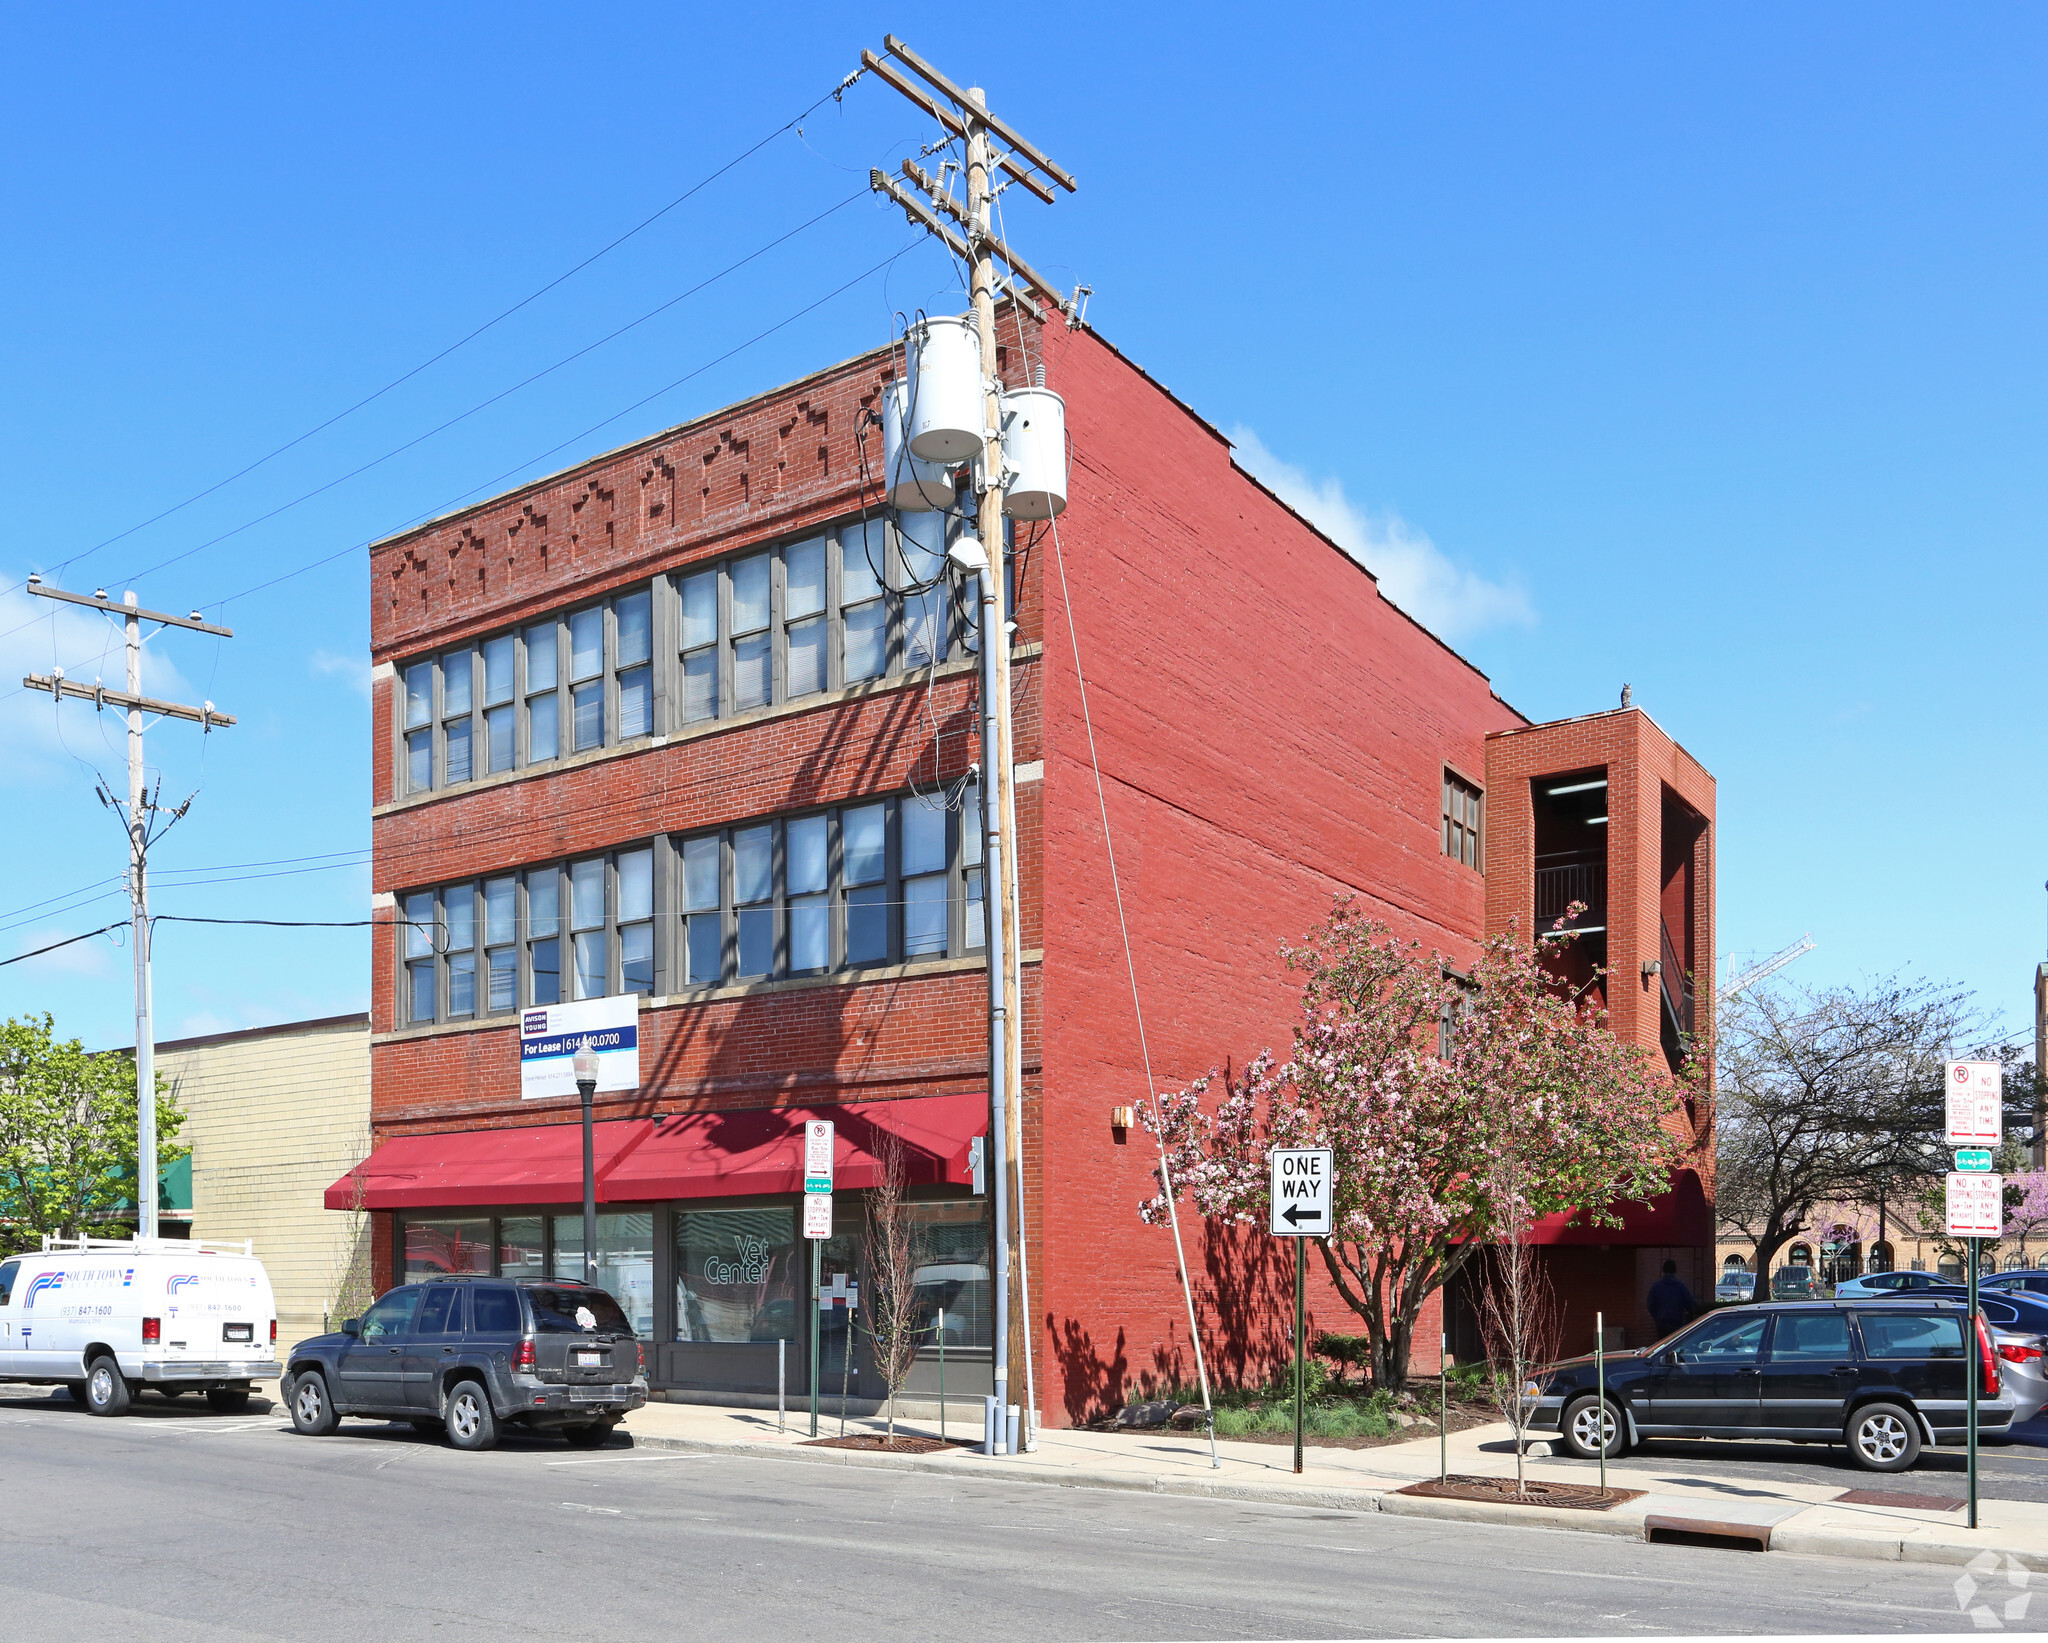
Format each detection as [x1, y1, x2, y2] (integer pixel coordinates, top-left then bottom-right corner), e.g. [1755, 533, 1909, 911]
[1848, 1401, 1922, 1471]
[444, 1381, 498, 1452]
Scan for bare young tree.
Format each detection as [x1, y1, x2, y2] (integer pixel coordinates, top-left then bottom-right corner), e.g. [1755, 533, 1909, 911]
[1475, 1149, 1564, 1496]
[1715, 977, 2006, 1280]
[859, 1134, 928, 1441]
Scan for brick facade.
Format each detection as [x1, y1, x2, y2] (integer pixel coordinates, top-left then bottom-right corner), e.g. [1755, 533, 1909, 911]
[358, 313, 1714, 1422]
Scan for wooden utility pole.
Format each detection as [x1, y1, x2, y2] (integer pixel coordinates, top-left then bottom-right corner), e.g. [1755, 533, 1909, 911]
[24, 580, 234, 1239]
[864, 37, 1075, 1452]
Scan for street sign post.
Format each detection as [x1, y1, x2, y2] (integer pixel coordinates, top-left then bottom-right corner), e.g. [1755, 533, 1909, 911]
[1946, 1162, 2004, 1532]
[1269, 1147, 1335, 1475]
[803, 1120, 834, 1435]
[1945, 1059, 2003, 1147]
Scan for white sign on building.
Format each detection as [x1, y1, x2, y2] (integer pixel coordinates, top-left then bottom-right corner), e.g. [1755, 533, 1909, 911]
[1946, 1172, 2005, 1240]
[519, 997, 639, 1100]
[1945, 1059, 2003, 1148]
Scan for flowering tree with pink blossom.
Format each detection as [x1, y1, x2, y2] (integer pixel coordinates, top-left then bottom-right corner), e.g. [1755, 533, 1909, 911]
[2004, 1171, 2048, 1260]
[1139, 899, 1687, 1391]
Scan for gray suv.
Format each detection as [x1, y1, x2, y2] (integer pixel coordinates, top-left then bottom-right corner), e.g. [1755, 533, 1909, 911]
[281, 1277, 647, 1451]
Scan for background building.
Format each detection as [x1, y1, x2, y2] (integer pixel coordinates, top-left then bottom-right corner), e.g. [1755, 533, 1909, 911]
[344, 313, 1714, 1422]
[154, 1013, 370, 1343]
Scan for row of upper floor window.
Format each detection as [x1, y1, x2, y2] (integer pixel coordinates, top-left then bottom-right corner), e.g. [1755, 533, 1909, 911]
[394, 785, 986, 1027]
[395, 513, 1009, 798]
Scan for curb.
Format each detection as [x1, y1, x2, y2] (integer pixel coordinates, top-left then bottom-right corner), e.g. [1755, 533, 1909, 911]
[624, 1427, 2048, 1570]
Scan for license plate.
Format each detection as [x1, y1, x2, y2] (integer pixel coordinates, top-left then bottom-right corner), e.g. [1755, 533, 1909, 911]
[223, 1323, 253, 1343]
[575, 1350, 603, 1367]
[570, 1385, 627, 1403]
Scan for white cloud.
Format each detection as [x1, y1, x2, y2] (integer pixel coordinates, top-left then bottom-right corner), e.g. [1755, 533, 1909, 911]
[310, 650, 371, 698]
[1227, 429, 1536, 643]
[0, 576, 198, 781]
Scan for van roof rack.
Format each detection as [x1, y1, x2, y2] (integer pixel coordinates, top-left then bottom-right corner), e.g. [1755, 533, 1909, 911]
[38, 1235, 254, 1257]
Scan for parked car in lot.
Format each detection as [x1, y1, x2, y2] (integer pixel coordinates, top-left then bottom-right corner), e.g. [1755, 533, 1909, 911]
[1715, 1271, 1755, 1302]
[1983, 1270, 2048, 1299]
[1771, 1264, 1818, 1298]
[1834, 1270, 1950, 1299]
[1865, 1285, 2048, 1425]
[0, 1236, 278, 1415]
[281, 1276, 646, 1451]
[1524, 1300, 2015, 1472]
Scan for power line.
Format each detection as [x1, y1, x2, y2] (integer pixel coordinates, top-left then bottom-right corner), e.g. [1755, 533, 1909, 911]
[0, 923, 128, 969]
[0, 238, 924, 704]
[206, 237, 923, 611]
[106, 187, 873, 598]
[15, 70, 867, 604]
[0, 189, 875, 657]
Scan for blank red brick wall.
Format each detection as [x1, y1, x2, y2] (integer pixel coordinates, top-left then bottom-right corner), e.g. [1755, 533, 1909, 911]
[1030, 321, 1524, 1422]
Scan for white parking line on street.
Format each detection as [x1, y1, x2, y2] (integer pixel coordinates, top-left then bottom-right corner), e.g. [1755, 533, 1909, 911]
[557, 1501, 622, 1514]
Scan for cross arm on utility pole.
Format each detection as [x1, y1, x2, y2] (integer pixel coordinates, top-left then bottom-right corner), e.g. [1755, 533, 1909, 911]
[868, 170, 1049, 320]
[860, 51, 1058, 205]
[27, 579, 233, 637]
[883, 34, 1077, 193]
[22, 673, 237, 728]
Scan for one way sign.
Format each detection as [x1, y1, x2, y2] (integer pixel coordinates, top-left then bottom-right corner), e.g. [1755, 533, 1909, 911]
[1268, 1147, 1334, 1238]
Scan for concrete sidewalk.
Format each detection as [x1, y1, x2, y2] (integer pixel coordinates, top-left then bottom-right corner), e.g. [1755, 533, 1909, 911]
[614, 1397, 2048, 1570]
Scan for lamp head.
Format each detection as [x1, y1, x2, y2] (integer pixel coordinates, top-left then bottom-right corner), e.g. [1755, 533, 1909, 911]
[947, 533, 991, 576]
[572, 1040, 600, 1088]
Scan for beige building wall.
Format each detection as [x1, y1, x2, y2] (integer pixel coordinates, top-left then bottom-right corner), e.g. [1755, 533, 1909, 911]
[155, 1014, 369, 1345]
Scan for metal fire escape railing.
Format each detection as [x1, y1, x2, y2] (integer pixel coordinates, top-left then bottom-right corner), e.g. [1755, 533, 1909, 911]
[1660, 918, 1694, 1038]
[1534, 856, 1606, 926]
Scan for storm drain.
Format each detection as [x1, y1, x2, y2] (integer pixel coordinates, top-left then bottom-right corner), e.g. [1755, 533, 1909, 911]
[1643, 1513, 1772, 1551]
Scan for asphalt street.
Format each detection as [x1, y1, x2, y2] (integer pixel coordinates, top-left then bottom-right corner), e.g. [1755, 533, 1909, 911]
[0, 1388, 2037, 1641]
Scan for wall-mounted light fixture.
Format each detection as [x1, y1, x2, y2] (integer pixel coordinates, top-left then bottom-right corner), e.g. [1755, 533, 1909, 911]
[1110, 1105, 1136, 1131]
[1641, 960, 1661, 987]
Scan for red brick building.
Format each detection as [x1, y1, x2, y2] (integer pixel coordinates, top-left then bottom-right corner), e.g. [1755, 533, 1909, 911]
[341, 312, 1714, 1423]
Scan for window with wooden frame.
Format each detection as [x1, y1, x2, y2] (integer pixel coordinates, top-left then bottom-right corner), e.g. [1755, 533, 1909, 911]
[1442, 769, 1483, 870]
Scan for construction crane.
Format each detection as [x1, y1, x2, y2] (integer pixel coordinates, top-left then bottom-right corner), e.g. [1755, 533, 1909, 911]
[1718, 934, 1816, 1003]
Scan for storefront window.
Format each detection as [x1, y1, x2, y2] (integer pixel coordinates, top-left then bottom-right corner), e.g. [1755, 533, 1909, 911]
[499, 1217, 545, 1279]
[907, 1202, 992, 1352]
[552, 1212, 655, 1337]
[404, 1218, 492, 1284]
[675, 1207, 798, 1343]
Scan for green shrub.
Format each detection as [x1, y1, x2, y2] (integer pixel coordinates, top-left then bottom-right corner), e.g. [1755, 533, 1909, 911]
[1314, 1331, 1372, 1382]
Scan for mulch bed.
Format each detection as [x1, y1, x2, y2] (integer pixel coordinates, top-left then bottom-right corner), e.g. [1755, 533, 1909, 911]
[1834, 1488, 1964, 1513]
[802, 1434, 969, 1454]
[1397, 1473, 1643, 1511]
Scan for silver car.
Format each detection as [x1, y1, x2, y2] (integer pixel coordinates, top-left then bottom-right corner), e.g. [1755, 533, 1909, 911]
[1836, 1270, 1951, 1299]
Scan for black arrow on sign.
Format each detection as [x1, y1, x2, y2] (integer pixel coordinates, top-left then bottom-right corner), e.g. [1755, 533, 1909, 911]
[1281, 1204, 1324, 1227]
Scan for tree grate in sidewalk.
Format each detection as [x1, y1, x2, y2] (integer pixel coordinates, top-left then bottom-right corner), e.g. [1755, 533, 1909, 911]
[1833, 1488, 1965, 1512]
[1396, 1474, 1642, 1511]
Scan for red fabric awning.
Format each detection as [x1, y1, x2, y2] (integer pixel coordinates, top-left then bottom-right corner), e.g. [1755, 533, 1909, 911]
[1522, 1168, 1712, 1247]
[603, 1092, 985, 1201]
[323, 1119, 655, 1211]
[325, 1092, 985, 1211]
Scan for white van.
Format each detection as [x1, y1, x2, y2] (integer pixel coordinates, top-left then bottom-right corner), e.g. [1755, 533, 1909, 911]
[0, 1236, 280, 1415]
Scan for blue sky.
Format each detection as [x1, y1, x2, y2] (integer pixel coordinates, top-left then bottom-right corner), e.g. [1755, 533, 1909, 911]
[2, 5, 2042, 1050]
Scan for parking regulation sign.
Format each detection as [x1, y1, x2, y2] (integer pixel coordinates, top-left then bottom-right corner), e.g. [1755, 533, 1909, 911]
[803, 1119, 835, 1194]
[1945, 1060, 2003, 1147]
[1946, 1172, 2004, 1240]
[1268, 1148, 1334, 1237]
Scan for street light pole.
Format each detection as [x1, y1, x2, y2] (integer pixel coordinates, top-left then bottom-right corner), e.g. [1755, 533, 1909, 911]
[574, 1040, 599, 1285]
